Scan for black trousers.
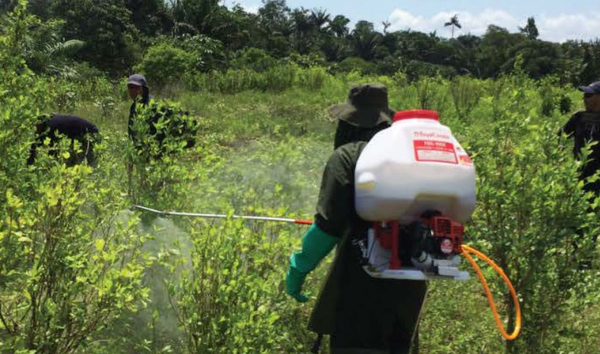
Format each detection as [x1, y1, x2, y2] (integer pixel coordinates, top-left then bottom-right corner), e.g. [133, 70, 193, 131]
[329, 281, 427, 354]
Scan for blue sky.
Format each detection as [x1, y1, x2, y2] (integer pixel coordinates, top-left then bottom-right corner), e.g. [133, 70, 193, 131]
[225, 0, 600, 42]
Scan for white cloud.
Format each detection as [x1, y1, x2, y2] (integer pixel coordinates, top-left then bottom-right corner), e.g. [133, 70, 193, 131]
[226, 1, 260, 14]
[538, 13, 600, 42]
[387, 8, 600, 42]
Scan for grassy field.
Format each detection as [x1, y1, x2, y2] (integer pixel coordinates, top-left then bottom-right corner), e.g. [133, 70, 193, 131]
[3, 69, 600, 354]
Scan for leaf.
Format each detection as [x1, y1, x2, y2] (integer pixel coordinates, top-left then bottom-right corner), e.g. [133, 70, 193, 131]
[18, 236, 33, 243]
[95, 239, 106, 251]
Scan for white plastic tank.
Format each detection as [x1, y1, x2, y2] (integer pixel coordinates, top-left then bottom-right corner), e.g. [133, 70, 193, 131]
[355, 110, 476, 224]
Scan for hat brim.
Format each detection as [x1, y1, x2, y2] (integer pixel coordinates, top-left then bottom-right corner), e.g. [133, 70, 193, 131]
[578, 86, 596, 94]
[328, 102, 393, 128]
[127, 81, 143, 87]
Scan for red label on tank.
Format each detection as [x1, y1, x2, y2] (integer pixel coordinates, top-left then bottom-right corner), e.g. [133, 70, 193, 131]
[413, 140, 458, 164]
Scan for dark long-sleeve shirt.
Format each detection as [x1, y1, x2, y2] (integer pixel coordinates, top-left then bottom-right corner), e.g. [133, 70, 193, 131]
[28, 114, 99, 166]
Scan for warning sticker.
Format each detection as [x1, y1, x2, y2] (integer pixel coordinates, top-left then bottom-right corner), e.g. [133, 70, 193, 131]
[413, 140, 458, 164]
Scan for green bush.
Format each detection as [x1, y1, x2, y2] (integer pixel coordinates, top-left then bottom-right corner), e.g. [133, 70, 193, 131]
[336, 56, 377, 75]
[405, 60, 457, 80]
[284, 52, 327, 69]
[163, 217, 304, 354]
[0, 4, 149, 354]
[230, 47, 278, 73]
[376, 55, 405, 75]
[135, 43, 197, 87]
[127, 99, 201, 209]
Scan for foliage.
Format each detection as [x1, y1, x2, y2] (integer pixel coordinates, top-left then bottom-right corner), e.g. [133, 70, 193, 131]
[0, 3, 149, 354]
[450, 75, 483, 118]
[519, 17, 539, 40]
[163, 217, 303, 354]
[461, 75, 599, 353]
[49, 0, 137, 75]
[2, 3, 600, 353]
[405, 60, 457, 80]
[230, 47, 278, 73]
[349, 20, 382, 61]
[336, 57, 377, 75]
[135, 43, 196, 87]
[2, 0, 599, 84]
[127, 99, 201, 208]
[284, 52, 327, 69]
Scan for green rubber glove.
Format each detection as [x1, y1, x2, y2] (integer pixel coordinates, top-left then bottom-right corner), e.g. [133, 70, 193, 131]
[286, 267, 309, 302]
[286, 223, 339, 303]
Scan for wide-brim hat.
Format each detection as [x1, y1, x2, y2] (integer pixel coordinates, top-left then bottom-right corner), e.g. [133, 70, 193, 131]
[328, 82, 394, 128]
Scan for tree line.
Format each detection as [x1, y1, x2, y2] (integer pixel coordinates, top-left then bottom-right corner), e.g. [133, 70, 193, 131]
[0, 0, 599, 85]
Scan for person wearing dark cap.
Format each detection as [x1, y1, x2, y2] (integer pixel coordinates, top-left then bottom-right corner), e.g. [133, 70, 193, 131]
[127, 74, 152, 145]
[28, 114, 99, 166]
[286, 83, 426, 354]
[560, 81, 600, 194]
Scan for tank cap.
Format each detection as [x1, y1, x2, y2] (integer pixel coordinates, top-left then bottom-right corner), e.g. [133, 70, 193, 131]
[393, 110, 439, 122]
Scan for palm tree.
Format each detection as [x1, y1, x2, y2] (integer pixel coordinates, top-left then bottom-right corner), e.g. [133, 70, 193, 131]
[444, 14, 461, 38]
[350, 21, 382, 60]
[310, 8, 330, 31]
[329, 15, 350, 38]
[382, 20, 391, 34]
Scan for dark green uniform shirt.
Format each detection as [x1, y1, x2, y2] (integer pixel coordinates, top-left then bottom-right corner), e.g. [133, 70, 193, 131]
[561, 111, 600, 192]
[309, 142, 427, 352]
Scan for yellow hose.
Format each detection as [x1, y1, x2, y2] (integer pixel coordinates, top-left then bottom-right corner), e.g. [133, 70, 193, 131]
[461, 245, 522, 341]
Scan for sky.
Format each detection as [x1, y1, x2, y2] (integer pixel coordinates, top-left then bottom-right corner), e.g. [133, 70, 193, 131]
[224, 0, 600, 43]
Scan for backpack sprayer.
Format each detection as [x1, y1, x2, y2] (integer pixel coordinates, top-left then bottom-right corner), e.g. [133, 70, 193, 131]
[132, 110, 522, 341]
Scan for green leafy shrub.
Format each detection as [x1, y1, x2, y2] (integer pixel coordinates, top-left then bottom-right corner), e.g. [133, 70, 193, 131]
[405, 60, 457, 81]
[450, 76, 484, 119]
[284, 52, 327, 69]
[230, 47, 278, 73]
[295, 66, 330, 91]
[176, 34, 225, 72]
[127, 99, 201, 210]
[163, 217, 306, 354]
[0, 4, 149, 354]
[336, 57, 377, 75]
[464, 79, 599, 353]
[376, 55, 405, 75]
[135, 43, 197, 87]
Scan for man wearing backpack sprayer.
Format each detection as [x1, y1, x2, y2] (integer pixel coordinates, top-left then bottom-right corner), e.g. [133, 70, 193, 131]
[286, 83, 427, 354]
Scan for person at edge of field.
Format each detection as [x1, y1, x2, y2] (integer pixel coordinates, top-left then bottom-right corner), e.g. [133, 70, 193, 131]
[126, 73, 155, 146]
[285, 83, 427, 354]
[560, 81, 600, 194]
[126, 73, 197, 156]
[28, 114, 99, 167]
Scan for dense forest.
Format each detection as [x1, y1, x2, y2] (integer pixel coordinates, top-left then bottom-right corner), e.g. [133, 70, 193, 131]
[0, 0, 599, 86]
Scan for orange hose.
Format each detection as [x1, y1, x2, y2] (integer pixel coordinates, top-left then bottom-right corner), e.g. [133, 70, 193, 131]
[461, 245, 522, 341]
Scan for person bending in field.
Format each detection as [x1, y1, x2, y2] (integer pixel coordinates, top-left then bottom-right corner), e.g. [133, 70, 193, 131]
[28, 114, 99, 166]
[560, 81, 600, 194]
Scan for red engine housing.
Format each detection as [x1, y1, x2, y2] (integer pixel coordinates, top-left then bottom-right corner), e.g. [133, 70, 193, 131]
[425, 216, 464, 254]
[372, 215, 464, 270]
